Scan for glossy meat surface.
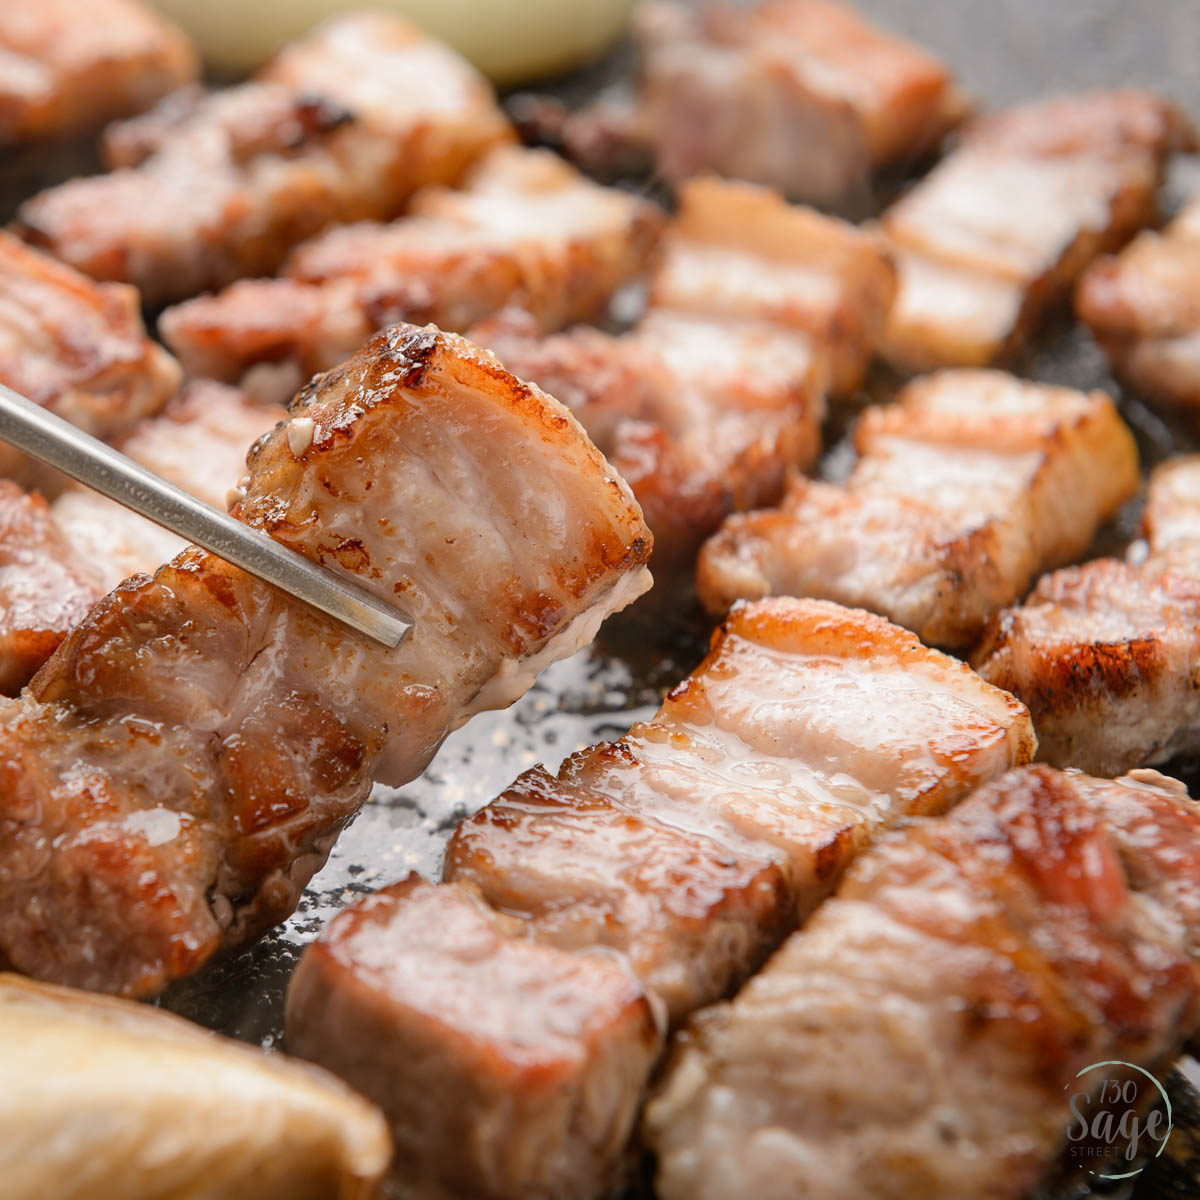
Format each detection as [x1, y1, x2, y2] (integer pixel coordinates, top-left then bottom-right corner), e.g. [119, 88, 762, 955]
[974, 456, 1200, 774]
[0, 0, 196, 146]
[646, 176, 896, 394]
[0, 230, 181, 481]
[880, 89, 1194, 372]
[0, 325, 652, 997]
[1077, 196, 1200, 424]
[291, 597, 1033, 1199]
[1, 974, 391, 1200]
[646, 766, 1200, 1200]
[287, 876, 660, 1200]
[0, 484, 103, 696]
[627, 0, 968, 205]
[473, 306, 823, 583]
[698, 370, 1139, 647]
[159, 147, 663, 398]
[15, 15, 513, 304]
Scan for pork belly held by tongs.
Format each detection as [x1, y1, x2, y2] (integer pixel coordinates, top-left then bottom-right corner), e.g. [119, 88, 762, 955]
[880, 89, 1196, 373]
[1077, 195, 1200, 427]
[158, 146, 664, 402]
[285, 597, 1033, 1200]
[975, 456, 1200, 775]
[14, 14, 514, 305]
[0, 325, 652, 999]
[698, 370, 1139, 648]
[0, 0, 197, 147]
[646, 765, 1200, 1200]
[0, 230, 181, 483]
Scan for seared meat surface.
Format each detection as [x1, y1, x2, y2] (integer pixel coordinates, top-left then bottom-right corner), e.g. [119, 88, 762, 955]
[0, 230, 181, 482]
[0, 325, 651, 998]
[287, 597, 1033, 1199]
[975, 456, 1200, 775]
[880, 89, 1195, 372]
[0, 0, 196, 146]
[1077, 195, 1200, 425]
[645, 765, 1200, 1200]
[698, 370, 1138, 647]
[14, 15, 513, 304]
[569, 0, 968, 206]
[50, 381, 285, 591]
[159, 147, 663, 400]
[0, 484, 104, 696]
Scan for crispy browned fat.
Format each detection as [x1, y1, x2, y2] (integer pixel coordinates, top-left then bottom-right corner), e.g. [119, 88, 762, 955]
[647, 765, 1200, 1200]
[15, 14, 514, 304]
[287, 597, 1034, 1200]
[0, 0, 197, 146]
[0, 325, 652, 998]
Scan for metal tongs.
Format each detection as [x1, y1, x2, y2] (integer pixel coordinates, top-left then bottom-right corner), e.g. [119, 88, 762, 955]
[0, 382, 413, 649]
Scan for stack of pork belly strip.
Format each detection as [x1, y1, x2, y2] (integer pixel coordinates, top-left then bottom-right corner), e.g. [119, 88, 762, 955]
[975, 456, 1200, 775]
[0, 324, 653, 997]
[0, 229, 181, 482]
[285, 596, 1035, 1199]
[0, 0, 197, 147]
[13, 13, 514, 304]
[1077, 193, 1200, 426]
[561, 0, 969, 207]
[697, 370, 1139, 648]
[470, 177, 895, 578]
[158, 146, 665, 402]
[645, 765, 1200, 1200]
[878, 89, 1195, 373]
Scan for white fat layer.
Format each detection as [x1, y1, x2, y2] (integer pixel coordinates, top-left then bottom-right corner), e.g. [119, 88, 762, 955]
[457, 565, 653, 726]
[287, 417, 316, 458]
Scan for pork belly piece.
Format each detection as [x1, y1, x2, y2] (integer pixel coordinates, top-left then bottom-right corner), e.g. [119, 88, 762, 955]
[0, 230, 181, 482]
[288, 597, 1034, 1200]
[2, 974, 391, 1200]
[14, 15, 513, 305]
[0, 325, 652, 998]
[646, 765, 1200, 1200]
[472, 306, 823, 581]
[0, 0, 196, 147]
[880, 89, 1195, 373]
[1077, 197, 1200, 425]
[51, 381, 285, 591]
[287, 876, 661, 1200]
[0, 484, 104, 696]
[698, 370, 1139, 647]
[974, 457, 1200, 775]
[158, 147, 663, 398]
[645, 177, 896, 394]
[612, 0, 968, 206]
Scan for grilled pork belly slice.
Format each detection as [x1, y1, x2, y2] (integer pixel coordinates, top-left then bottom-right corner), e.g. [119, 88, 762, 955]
[698, 370, 1139, 647]
[646, 765, 1200, 1200]
[615, 0, 968, 206]
[646, 177, 895, 394]
[974, 457, 1200, 775]
[15, 14, 513, 304]
[2, 973, 391, 1200]
[0, 230, 181, 483]
[0, 0, 197, 147]
[472, 306, 823, 581]
[0, 484, 104, 696]
[880, 90, 1195, 373]
[0, 325, 652, 998]
[1077, 197, 1200, 425]
[288, 597, 1034, 1199]
[159, 147, 663, 400]
[50, 381, 285, 591]
[287, 876, 660, 1200]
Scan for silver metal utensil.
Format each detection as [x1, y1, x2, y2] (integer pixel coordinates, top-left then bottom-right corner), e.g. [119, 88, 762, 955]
[0, 382, 413, 649]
